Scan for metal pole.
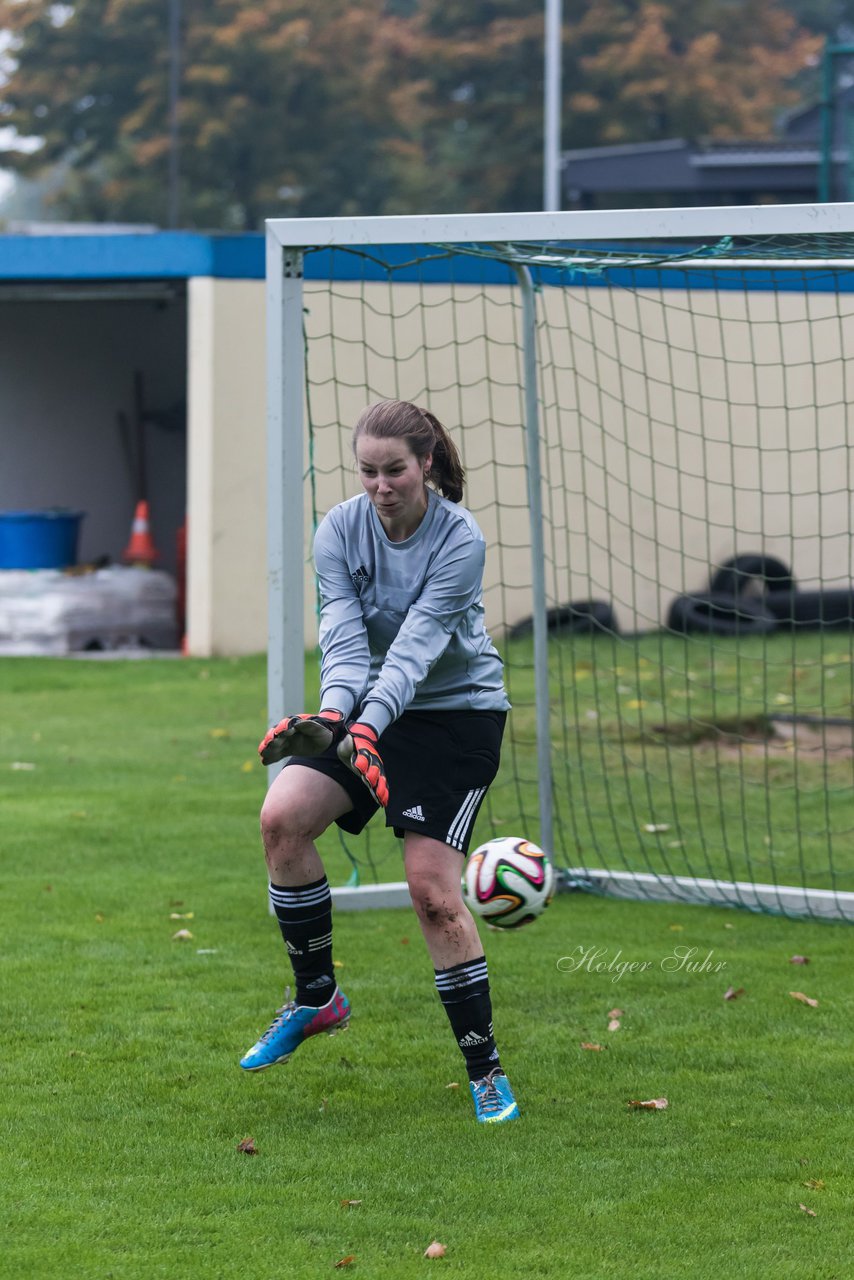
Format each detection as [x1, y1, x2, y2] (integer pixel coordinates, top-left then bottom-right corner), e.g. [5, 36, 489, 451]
[820, 39, 833, 202]
[265, 234, 306, 761]
[167, 0, 181, 227]
[513, 265, 554, 855]
[543, 0, 562, 211]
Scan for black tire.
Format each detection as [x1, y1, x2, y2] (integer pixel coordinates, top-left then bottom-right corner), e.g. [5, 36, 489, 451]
[509, 599, 618, 639]
[667, 592, 778, 637]
[765, 589, 854, 630]
[710, 554, 795, 597]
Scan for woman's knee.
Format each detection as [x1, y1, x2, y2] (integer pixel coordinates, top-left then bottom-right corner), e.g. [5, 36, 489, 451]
[259, 766, 351, 852]
[260, 790, 316, 849]
[407, 871, 464, 928]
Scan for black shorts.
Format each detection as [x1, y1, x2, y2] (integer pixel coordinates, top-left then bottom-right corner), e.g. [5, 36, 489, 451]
[285, 709, 506, 855]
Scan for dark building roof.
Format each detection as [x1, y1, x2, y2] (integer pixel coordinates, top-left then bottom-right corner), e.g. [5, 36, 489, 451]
[562, 89, 853, 208]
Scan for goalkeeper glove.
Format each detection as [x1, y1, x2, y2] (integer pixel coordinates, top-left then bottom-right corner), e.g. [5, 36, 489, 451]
[337, 721, 389, 807]
[258, 709, 345, 766]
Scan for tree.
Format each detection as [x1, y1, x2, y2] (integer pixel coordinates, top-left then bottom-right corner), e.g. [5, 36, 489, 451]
[0, 0, 406, 227]
[567, 0, 821, 147]
[0, 0, 824, 225]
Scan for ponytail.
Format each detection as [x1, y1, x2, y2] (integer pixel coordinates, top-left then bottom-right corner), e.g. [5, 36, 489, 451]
[419, 411, 465, 503]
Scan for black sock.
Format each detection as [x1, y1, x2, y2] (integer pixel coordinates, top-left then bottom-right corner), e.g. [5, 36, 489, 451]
[434, 955, 502, 1081]
[268, 876, 335, 1007]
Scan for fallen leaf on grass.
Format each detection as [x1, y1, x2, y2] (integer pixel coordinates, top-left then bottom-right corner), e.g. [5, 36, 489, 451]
[790, 955, 810, 965]
[803, 1179, 825, 1191]
[628, 1098, 669, 1110]
[798, 1204, 817, 1217]
[236, 1138, 257, 1155]
[445, 1082, 460, 1089]
[169, 912, 194, 920]
[668, 923, 684, 932]
[209, 728, 230, 739]
[790, 991, 818, 1007]
[240, 761, 255, 773]
[608, 1008, 623, 1018]
[333, 960, 345, 969]
[608, 1019, 621, 1032]
[643, 823, 670, 833]
[95, 913, 105, 924]
[723, 986, 745, 1001]
[581, 1042, 606, 1051]
[334, 1255, 356, 1268]
[11, 761, 36, 771]
[424, 1241, 447, 1259]
[319, 1097, 329, 1113]
[172, 929, 194, 941]
[340, 1199, 362, 1209]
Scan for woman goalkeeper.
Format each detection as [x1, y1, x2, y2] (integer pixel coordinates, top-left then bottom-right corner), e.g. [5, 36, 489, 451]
[240, 399, 517, 1125]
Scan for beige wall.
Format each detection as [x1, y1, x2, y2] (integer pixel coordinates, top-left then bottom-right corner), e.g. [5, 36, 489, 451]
[186, 274, 854, 654]
[186, 276, 268, 655]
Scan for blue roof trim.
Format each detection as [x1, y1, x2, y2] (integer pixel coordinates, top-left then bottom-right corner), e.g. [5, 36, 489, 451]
[304, 244, 854, 292]
[303, 244, 518, 285]
[0, 232, 266, 280]
[0, 231, 852, 293]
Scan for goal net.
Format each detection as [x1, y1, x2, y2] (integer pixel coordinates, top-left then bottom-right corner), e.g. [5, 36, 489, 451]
[265, 205, 854, 922]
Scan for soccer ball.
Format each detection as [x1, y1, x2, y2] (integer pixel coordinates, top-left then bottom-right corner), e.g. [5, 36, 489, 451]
[462, 836, 556, 930]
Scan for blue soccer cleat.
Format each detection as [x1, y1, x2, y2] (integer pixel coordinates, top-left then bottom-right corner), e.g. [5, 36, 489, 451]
[239, 986, 350, 1071]
[469, 1068, 520, 1124]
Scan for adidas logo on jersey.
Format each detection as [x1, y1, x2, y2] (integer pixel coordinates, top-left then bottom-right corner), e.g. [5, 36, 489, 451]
[402, 804, 425, 821]
[458, 1029, 489, 1047]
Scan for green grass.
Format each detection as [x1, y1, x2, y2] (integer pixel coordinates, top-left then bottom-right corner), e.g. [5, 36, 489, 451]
[1, 654, 853, 1279]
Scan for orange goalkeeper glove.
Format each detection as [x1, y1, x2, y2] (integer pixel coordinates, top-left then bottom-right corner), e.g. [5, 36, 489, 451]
[258, 709, 345, 766]
[337, 721, 389, 807]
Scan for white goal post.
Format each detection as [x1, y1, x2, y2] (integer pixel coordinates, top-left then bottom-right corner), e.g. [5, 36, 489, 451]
[265, 203, 854, 921]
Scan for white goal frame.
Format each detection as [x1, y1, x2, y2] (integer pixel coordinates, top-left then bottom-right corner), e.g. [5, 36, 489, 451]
[265, 202, 854, 920]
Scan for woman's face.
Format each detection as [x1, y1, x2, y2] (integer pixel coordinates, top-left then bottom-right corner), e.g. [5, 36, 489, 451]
[356, 434, 432, 541]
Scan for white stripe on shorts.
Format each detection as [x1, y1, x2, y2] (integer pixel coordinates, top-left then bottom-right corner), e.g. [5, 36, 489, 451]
[446, 786, 486, 851]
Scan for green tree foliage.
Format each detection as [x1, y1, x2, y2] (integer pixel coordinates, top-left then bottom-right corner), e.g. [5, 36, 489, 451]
[569, 0, 821, 146]
[0, 0, 823, 226]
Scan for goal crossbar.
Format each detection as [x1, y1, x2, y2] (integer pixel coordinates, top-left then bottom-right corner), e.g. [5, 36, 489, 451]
[267, 201, 854, 249]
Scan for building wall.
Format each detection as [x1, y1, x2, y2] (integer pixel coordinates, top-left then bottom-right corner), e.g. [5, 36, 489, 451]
[0, 292, 187, 574]
[186, 276, 267, 656]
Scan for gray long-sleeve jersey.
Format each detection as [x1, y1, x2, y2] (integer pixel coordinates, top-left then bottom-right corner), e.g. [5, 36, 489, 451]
[315, 489, 510, 737]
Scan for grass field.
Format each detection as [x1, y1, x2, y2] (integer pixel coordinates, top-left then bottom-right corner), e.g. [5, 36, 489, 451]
[2, 653, 853, 1279]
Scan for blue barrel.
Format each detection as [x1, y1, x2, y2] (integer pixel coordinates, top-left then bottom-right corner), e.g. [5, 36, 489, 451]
[0, 509, 85, 570]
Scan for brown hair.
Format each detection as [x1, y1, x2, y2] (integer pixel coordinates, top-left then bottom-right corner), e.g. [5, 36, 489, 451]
[352, 400, 465, 503]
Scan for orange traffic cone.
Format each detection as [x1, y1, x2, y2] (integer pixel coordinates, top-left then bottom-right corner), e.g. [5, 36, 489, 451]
[123, 500, 159, 566]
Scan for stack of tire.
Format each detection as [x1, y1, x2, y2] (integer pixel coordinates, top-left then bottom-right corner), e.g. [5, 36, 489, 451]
[509, 600, 619, 639]
[667, 555, 854, 636]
